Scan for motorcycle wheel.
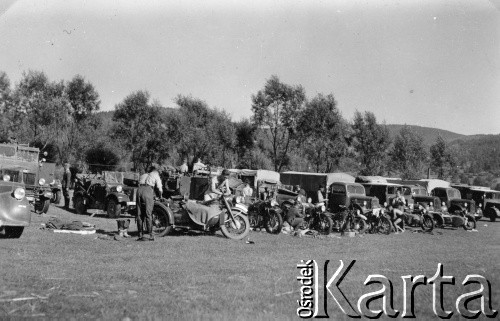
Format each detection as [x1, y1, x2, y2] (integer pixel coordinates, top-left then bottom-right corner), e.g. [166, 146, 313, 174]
[433, 213, 444, 228]
[220, 211, 250, 240]
[52, 190, 62, 204]
[264, 210, 283, 234]
[316, 215, 333, 235]
[377, 216, 393, 235]
[74, 195, 87, 215]
[152, 202, 173, 236]
[463, 215, 476, 230]
[421, 214, 434, 232]
[353, 217, 367, 234]
[35, 199, 50, 214]
[106, 199, 121, 218]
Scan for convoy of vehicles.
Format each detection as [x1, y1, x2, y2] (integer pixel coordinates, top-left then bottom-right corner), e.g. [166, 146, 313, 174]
[2, 140, 497, 240]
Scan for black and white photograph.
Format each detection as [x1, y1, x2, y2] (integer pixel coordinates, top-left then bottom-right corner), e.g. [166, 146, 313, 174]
[0, 0, 499, 319]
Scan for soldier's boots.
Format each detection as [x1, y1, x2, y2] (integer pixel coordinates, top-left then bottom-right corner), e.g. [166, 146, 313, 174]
[116, 219, 131, 238]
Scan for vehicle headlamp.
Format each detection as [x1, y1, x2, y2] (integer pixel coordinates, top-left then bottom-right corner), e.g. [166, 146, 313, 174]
[357, 209, 361, 215]
[442, 202, 445, 206]
[3, 174, 10, 182]
[363, 201, 367, 207]
[235, 196, 243, 204]
[409, 203, 414, 210]
[14, 187, 25, 200]
[384, 202, 387, 207]
[464, 202, 468, 207]
[321, 205, 326, 212]
[307, 197, 312, 204]
[479, 203, 482, 208]
[50, 179, 55, 185]
[116, 185, 123, 193]
[271, 200, 278, 207]
[38, 178, 46, 186]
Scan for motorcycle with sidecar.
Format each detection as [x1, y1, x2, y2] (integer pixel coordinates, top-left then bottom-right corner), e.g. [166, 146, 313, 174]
[151, 195, 250, 240]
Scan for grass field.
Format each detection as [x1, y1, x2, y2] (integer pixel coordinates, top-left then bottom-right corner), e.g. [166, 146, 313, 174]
[0, 204, 498, 320]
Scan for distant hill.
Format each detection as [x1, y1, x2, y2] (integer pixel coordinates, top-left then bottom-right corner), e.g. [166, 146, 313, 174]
[385, 124, 466, 146]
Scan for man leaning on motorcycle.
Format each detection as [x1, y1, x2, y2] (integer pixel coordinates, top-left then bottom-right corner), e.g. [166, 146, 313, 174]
[204, 169, 232, 201]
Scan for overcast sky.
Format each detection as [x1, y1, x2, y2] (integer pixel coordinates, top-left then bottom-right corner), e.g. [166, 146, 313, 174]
[1, 0, 498, 135]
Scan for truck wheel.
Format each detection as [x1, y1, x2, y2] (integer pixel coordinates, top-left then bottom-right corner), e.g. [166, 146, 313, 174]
[52, 190, 62, 204]
[107, 198, 121, 218]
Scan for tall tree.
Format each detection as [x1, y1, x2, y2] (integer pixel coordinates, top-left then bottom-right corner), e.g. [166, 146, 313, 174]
[10, 70, 72, 151]
[112, 91, 172, 171]
[297, 93, 348, 172]
[251, 75, 306, 172]
[391, 126, 428, 179]
[351, 111, 391, 175]
[430, 136, 456, 179]
[174, 95, 236, 168]
[0, 71, 13, 142]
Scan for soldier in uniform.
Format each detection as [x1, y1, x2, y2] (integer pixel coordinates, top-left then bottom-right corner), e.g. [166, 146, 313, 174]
[137, 165, 163, 241]
[61, 163, 72, 210]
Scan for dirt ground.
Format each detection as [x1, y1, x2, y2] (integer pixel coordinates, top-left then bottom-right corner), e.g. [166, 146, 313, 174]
[0, 203, 498, 320]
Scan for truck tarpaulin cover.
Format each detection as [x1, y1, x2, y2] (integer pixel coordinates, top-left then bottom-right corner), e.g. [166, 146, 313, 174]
[280, 172, 355, 192]
[103, 171, 140, 185]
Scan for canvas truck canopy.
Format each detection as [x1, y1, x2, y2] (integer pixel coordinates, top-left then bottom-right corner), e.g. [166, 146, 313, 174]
[103, 171, 140, 185]
[228, 169, 281, 188]
[355, 176, 388, 183]
[281, 172, 355, 192]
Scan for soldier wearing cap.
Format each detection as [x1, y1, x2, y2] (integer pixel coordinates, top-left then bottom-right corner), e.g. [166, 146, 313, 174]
[204, 169, 231, 201]
[61, 163, 72, 210]
[136, 165, 163, 241]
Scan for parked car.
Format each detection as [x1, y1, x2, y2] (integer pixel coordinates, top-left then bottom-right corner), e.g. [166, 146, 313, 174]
[280, 171, 356, 203]
[0, 144, 52, 214]
[0, 171, 31, 238]
[356, 177, 409, 206]
[451, 184, 500, 222]
[431, 187, 482, 221]
[72, 171, 138, 218]
[328, 181, 380, 213]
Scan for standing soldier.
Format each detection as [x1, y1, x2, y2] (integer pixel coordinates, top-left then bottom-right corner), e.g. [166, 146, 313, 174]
[61, 163, 72, 210]
[137, 165, 163, 241]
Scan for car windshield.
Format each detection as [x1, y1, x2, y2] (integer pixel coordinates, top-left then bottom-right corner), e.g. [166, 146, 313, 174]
[1, 169, 21, 182]
[447, 188, 462, 199]
[412, 187, 427, 195]
[24, 172, 36, 186]
[347, 185, 365, 195]
[487, 192, 500, 200]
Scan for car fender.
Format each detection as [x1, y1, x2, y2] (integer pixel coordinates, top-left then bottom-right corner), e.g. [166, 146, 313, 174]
[106, 193, 130, 204]
[485, 206, 500, 218]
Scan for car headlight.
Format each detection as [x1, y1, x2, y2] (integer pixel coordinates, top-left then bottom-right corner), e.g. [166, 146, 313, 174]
[50, 179, 55, 185]
[39, 178, 46, 185]
[321, 205, 326, 212]
[14, 187, 25, 200]
[3, 174, 10, 182]
[271, 200, 278, 207]
[464, 202, 468, 207]
[383, 202, 387, 207]
[116, 185, 123, 193]
[479, 203, 482, 208]
[363, 201, 367, 207]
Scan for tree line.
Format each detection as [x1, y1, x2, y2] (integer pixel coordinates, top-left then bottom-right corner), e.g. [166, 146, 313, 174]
[0, 70, 491, 184]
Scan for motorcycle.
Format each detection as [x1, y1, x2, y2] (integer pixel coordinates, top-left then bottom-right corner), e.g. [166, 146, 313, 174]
[151, 195, 250, 240]
[301, 202, 333, 235]
[340, 204, 368, 234]
[431, 202, 476, 230]
[402, 203, 435, 232]
[247, 198, 283, 234]
[365, 207, 393, 235]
